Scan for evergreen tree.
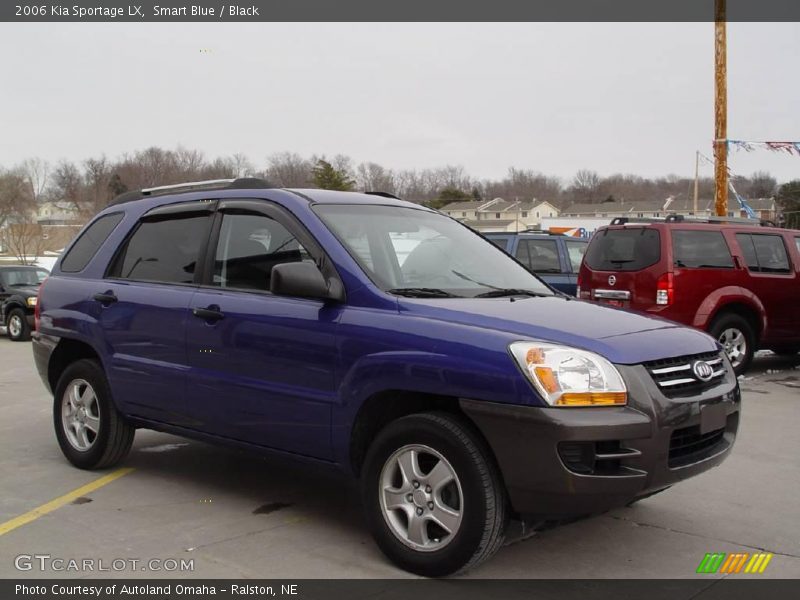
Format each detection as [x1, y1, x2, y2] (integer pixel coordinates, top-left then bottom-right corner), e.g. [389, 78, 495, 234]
[311, 159, 355, 191]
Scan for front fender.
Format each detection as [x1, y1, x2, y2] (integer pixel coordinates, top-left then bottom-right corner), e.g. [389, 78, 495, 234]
[692, 286, 766, 332]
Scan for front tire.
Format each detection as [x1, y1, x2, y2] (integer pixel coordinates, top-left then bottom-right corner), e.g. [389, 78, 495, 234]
[709, 313, 755, 376]
[361, 412, 507, 577]
[6, 308, 30, 341]
[53, 359, 135, 469]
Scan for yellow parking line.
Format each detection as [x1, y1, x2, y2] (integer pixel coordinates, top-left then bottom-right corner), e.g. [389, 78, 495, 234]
[0, 467, 134, 537]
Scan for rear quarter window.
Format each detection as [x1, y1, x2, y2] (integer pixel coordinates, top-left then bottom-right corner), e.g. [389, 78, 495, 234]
[60, 212, 124, 273]
[584, 227, 661, 271]
[672, 230, 733, 268]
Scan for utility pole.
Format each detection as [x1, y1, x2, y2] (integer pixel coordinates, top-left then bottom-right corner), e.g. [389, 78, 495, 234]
[714, 0, 728, 216]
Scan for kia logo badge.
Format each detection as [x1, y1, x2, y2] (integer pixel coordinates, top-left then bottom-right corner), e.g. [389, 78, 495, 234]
[608, 275, 616, 286]
[693, 361, 714, 381]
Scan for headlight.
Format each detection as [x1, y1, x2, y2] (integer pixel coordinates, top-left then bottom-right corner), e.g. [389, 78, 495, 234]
[509, 342, 627, 407]
[26, 297, 37, 308]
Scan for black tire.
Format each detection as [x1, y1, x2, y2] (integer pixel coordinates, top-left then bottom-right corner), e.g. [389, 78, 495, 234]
[709, 313, 755, 376]
[6, 308, 30, 342]
[361, 412, 507, 577]
[53, 359, 134, 470]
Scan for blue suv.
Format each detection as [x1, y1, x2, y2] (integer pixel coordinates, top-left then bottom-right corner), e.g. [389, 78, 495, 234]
[483, 232, 588, 296]
[33, 179, 740, 576]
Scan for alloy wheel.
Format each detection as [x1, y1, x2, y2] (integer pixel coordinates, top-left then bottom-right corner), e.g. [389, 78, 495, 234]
[61, 379, 101, 451]
[719, 327, 747, 368]
[379, 444, 464, 552]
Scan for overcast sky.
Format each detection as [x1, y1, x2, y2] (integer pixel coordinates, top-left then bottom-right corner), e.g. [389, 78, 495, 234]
[1, 22, 799, 183]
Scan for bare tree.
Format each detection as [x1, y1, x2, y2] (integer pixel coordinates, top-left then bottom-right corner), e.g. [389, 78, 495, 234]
[356, 162, 395, 193]
[0, 170, 35, 230]
[21, 158, 49, 203]
[570, 169, 601, 203]
[265, 152, 313, 187]
[0, 222, 46, 264]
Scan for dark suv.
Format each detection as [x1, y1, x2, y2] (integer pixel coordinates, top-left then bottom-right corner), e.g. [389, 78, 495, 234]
[0, 265, 49, 341]
[579, 216, 800, 375]
[34, 179, 740, 576]
[483, 232, 587, 296]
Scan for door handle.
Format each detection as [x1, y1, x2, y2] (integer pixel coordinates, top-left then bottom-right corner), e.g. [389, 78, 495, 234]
[93, 292, 118, 306]
[192, 305, 224, 322]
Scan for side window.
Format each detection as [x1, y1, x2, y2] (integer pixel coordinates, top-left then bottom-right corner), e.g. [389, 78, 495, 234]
[488, 237, 509, 251]
[735, 234, 759, 271]
[751, 234, 790, 273]
[795, 237, 800, 255]
[735, 233, 790, 273]
[61, 212, 124, 273]
[565, 240, 587, 272]
[108, 214, 210, 284]
[213, 212, 312, 292]
[514, 239, 532, 269]
[672, 230, 733, 268]
[519, 239, 560, 273]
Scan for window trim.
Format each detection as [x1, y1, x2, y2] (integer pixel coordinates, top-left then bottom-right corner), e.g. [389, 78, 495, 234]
[199, 199, 345, 301]
[104, 201, 217, 286]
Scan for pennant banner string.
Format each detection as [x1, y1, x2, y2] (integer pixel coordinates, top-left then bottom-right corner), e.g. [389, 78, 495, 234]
[718, 139, 800, 156]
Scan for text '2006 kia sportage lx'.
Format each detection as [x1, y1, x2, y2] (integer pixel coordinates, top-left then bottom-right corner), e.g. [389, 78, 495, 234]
[33, 179, 740, 576]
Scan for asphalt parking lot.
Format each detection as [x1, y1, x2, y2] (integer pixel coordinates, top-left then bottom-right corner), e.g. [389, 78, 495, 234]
[0, 338, 798, 580]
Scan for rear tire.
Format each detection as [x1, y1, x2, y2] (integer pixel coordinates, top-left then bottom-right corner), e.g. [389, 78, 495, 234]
[6, 308, 30, 341]
[361, 412, 507, 577]
[53, 359, 134, 469]
[709, 313, 755, 376]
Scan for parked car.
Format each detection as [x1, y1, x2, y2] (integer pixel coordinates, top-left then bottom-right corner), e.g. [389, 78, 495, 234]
[34, 180, 740, 576]
[579, 216, 800, 375]
[0, 265, 49, 341]
[483, 231, 587, 296]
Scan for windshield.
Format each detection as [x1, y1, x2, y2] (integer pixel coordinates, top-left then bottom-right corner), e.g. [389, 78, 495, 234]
[584, 227, 661, 272]
[1, 269, 48, 286]
[314, 205, 553, 298]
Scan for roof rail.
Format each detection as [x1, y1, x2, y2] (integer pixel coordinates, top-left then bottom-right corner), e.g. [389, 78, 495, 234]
[108, 177, 276, 206]
[364, 191, 402, 200]
[610, 214, 772, 227]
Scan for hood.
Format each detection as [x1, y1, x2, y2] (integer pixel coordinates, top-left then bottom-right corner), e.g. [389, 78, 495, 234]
[399, 296, 718, 364]
[7, 284, 40, 297]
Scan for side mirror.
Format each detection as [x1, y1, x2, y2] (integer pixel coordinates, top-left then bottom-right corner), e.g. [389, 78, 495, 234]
[270, 262, 335, 301]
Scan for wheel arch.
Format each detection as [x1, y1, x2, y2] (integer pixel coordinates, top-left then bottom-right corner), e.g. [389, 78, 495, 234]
[48, 338, 103, 393]
[693, 287, 765, 342]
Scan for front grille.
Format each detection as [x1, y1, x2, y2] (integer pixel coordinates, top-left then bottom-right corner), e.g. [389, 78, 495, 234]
[669, 424, 727, 468]
[644, 351, 726, 397]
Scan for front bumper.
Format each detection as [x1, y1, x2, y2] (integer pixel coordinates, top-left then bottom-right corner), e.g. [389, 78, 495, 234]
[460, 362, 740, 518]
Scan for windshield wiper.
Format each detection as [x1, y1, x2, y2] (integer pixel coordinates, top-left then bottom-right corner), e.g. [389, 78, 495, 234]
[474, 288, 552, 298]
[387, 287, 460, 298]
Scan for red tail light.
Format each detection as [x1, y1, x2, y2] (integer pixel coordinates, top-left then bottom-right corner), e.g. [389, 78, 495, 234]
[656, 272, 673, 306]
[34, 277, 47, 331]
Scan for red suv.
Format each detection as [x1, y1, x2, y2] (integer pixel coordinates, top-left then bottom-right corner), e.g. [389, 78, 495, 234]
[579, 216, 800, 374]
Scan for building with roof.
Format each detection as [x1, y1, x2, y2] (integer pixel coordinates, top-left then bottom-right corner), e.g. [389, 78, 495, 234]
[561, 197, 777, 222]
[442, 198, 561, 232]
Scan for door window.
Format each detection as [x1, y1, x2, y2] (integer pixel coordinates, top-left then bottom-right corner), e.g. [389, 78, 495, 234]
[735, 233, 791, 273]
[108, 214, 210, 284]
[212, 212, 312, 292]
[516, 239, 560, 273]
[565, 240, 587, 272]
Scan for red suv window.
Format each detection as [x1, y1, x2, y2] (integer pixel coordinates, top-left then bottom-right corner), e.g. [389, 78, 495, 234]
[584, 228, 660, 271]
[735, 233, 791, 274]
[672, 230, 733, 269]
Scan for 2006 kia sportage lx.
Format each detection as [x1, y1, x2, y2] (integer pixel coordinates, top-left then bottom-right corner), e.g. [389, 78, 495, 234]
[33, 178, 740, 576]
